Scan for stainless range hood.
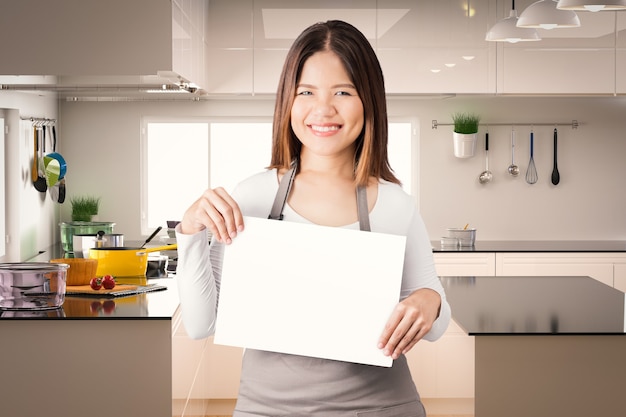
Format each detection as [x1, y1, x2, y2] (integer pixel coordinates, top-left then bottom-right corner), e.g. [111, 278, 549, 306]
[0, 0, 208, 100]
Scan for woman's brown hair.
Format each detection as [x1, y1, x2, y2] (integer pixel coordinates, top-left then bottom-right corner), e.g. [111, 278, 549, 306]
[269, 20, 400, 186]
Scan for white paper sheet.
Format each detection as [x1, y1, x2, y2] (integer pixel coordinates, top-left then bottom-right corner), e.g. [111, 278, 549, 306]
[213, 216, 407, 367]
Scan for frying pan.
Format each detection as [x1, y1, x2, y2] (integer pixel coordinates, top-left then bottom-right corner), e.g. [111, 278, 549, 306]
[88, 244, 177, 277]
[45, 126, 67, 203]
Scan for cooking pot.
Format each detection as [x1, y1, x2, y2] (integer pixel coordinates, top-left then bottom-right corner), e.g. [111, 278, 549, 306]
[73, 233, 124, 258]
[0, 263, 69, 310]
[88, 244, 177, 277]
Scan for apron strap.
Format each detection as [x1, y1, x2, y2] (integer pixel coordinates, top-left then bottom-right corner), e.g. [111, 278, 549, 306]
[268, 166, 296, 220]
[268, 165, 371, 232]
[356, 185, 371, 232]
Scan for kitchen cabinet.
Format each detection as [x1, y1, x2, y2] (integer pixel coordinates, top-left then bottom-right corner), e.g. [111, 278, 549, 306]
[433, 252, 496, 276]
[617, 12, 626, 94]
[498, 5, 619, 94]
[377, 0, 496, 94]
[204, 0, 497, 95]
[494, 252, 626, 287]
[172, 318, 242, 415]
[0, 0, 207, 88]
[611, 263, 626, 293]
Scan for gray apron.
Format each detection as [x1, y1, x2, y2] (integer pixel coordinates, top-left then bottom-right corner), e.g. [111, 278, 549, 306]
[233, 166, 426, 417]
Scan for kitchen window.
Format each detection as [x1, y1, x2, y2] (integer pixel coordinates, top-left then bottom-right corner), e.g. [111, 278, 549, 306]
[142, 119, 415, 235]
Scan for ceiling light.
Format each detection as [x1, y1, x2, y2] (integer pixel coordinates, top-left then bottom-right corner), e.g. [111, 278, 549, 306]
[462, 55, 476, 61]
[556, 0, 626, 11]
[486, 1, 541, 43]
[445, 63, 457, 68]
[518, 0, 581, 29]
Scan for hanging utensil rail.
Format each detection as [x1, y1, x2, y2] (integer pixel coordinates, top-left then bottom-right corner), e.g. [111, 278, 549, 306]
[20, 117, 56, 127]
[432, 120, 580, 129]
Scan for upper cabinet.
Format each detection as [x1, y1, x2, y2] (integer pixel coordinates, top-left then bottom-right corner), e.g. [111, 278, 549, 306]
[377, 0, 496, 94]
[205, 0, 497, 95]
[498, 0, 625, 95]
[0, 0, 207, 89]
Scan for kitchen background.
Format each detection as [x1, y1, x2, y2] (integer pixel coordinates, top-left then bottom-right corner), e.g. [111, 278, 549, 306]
[1, 0, 626, 263]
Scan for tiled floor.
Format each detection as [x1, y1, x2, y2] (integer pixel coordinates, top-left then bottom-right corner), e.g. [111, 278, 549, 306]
[183, 398, 474, 417]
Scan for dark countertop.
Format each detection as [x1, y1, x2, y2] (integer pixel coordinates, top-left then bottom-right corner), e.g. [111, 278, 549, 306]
[0, 278, 179, 320]
[432, 240, 626, 253]
[441, 276, 626, 335]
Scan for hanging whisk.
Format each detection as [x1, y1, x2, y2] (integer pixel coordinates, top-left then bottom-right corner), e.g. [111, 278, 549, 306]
[525, 129, 538, 185]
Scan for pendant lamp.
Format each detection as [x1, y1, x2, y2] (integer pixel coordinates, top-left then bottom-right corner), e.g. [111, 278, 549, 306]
[486, 0, 541, 42]
[518, 0, 581, 29]
[557, 0, 626, 11]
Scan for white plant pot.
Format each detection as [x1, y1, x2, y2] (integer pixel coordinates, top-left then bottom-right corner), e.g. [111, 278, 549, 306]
[453, 132, 478, 158]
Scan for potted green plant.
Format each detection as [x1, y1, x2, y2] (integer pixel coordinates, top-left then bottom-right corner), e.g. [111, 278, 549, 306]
[71, 195, 101, 222]
[452, 112, 480, 158]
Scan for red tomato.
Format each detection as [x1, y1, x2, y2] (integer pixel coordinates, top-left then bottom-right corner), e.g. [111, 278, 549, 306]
[102, 275, 116, 290]
[90, 277, 102, 290]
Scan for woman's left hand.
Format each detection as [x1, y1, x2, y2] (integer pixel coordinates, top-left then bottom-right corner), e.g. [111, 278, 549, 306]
[378, 288, 442, 359]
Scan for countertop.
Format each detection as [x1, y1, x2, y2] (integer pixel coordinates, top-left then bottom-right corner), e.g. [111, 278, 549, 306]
[441, 275, 626, 335]
[432, 240, 626, 253]
[0, 278, 179, 319]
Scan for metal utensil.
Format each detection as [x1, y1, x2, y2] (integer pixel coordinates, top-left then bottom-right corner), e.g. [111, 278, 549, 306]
[140, 226, 163, 248]
[479, 132, 493, 184]
[551, 128, 560, 185]
[507, 127, 519, 176]
[525, 130, 538, 184]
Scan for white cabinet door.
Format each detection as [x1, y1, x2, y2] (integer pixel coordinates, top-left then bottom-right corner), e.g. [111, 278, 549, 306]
[198, 337, 244, 399]
[406, 318, 475, 399]
[172, 308, 208, 400]
[614, 263, 626, 293]
[617, 12, 626, 94]
[377, 0, 496, 94]
[498, 8, 617, 94]
[433, 252, 496, 276]
[495, 253, 617, 287]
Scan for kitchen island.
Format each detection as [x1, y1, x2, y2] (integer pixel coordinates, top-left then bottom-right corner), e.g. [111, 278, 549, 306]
[0, 278, 180, 417]
[441, 275, 626, 417]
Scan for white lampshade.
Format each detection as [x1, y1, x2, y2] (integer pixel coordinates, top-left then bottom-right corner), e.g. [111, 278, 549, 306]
[557, 0, 626, 11]
[518, 0, 581, 29]
[486, 9, 541, 42]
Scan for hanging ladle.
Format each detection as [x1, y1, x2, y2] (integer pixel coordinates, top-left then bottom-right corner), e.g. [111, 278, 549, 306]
[479, 132, 493, 184]
[508, 126, 520, 176]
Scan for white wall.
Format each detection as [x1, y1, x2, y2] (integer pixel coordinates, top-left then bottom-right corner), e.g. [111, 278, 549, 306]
[58, 95, 626, 242]
[1, 92, 59, 262]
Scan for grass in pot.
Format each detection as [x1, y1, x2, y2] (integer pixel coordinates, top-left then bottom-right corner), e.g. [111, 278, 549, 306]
[451, 112, 480, 158]
[71, 196, 100, 222]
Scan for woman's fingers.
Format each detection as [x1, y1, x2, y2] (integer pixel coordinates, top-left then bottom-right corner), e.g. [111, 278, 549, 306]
[180, 187, 244, 243]
[378, 289, 440, 359]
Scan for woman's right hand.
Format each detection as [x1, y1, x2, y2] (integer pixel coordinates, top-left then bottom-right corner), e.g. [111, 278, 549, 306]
[180, 187, 244, 244]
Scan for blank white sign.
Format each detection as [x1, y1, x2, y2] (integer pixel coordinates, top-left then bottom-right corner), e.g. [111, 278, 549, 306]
[214, 216, 407, 367]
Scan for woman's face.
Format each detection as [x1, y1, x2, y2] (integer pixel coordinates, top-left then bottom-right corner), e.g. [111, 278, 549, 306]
[291, 50, 364, 161]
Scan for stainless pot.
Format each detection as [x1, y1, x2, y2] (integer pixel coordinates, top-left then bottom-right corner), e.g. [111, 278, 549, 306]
[73, 233, 124, 258]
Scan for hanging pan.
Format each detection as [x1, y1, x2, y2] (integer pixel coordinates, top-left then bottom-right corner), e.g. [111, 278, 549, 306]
[44, 125, 67, 203]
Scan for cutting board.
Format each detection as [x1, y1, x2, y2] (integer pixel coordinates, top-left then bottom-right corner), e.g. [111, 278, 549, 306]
[65, 284, 167, 298]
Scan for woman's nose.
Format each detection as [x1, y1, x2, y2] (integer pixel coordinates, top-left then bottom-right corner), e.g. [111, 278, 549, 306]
[312, 95, 337, 116]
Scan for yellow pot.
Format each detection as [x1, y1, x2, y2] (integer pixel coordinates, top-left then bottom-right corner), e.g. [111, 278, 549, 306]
[88, 244, 177, 277]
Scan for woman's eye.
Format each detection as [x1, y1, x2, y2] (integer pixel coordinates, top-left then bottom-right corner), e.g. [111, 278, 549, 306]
[297, 90, 312, 96]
